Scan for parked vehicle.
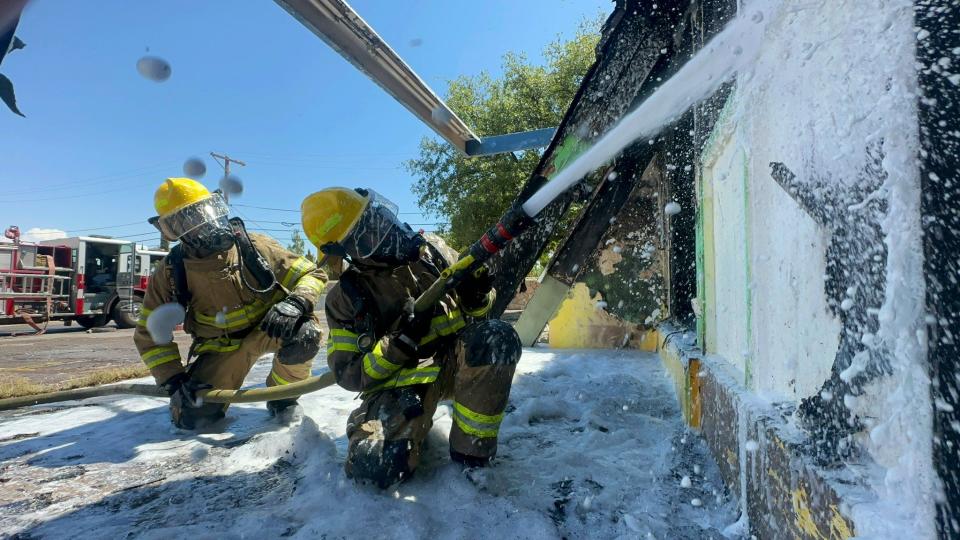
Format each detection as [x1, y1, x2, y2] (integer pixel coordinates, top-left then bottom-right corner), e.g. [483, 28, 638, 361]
[0, 226, 166, 330]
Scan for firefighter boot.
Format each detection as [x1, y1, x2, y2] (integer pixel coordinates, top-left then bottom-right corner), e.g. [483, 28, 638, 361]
[170, 401, 226, 430]
[266, 398, 301, 424]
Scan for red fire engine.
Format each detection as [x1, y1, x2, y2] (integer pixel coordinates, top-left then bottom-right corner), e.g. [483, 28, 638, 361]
[0, 225, 166, 332]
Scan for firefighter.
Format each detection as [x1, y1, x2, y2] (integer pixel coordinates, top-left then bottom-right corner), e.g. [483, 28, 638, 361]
[135, 177, 327, 429]
[301, 187, 522, 488]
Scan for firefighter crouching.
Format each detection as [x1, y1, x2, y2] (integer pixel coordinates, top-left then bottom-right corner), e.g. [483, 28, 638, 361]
[134, 177, 327, 429]
[301, 187, 522, 488]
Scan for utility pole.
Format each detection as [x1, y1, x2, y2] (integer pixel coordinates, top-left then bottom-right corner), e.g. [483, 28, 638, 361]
[210, 152, 246, 203]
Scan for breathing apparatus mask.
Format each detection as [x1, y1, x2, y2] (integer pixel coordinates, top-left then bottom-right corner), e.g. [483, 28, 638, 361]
[324, 189, 425, 267]
[150, 191, 235, 256]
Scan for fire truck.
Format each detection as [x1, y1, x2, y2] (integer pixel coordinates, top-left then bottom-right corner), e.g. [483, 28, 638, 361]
[0, 226, 167, 331]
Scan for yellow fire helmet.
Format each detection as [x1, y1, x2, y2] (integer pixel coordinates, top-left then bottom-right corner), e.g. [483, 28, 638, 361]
[154, 177, 212, 217]
[301, 187, 370, 250]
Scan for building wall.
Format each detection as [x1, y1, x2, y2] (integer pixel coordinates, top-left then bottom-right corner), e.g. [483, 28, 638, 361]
[701, 100, 841, 399]
[696, 0, 933, 535]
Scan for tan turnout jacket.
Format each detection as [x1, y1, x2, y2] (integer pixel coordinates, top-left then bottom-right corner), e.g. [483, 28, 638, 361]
[134, 233, 328, 384]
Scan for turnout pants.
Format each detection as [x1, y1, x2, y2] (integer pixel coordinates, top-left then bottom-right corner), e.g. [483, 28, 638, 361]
[345, 319, 522, 487]
[171, 317, 321, 428]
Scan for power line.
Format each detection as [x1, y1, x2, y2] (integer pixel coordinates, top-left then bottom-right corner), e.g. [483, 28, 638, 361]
[0, 185, 146, 203]
[233, 203, 299, 213]
[240, 160, 402, 171]
[111, 231, 159, 238]
[2, 160, 178, 196]
[231, 150, 411, 160]
[233, 203, 430, 216]
[64, 221, 146, 233]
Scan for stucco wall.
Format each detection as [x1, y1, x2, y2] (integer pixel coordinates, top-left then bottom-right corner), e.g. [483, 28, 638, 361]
[701, 101, 840, 400]
[698, 0, 919, 404]
[697, 0, 932, 534]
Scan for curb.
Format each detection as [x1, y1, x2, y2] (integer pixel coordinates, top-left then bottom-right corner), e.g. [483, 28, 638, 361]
[657, 324, 868, 539]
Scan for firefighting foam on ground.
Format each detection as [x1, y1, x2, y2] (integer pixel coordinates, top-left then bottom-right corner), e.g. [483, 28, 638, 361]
[1, 0, 957, 538]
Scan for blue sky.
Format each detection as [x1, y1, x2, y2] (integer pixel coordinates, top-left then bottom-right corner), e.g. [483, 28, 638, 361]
[1, 0, 609, 248]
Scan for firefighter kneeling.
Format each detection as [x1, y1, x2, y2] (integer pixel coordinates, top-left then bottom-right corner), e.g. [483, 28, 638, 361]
[302, 188, 521, 487]
[134, 178, 327, 429]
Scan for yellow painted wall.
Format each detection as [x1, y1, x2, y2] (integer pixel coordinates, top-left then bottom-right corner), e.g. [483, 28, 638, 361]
[548, 283, 657, 351]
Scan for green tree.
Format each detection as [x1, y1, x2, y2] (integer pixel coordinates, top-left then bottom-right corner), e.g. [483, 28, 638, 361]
[287, 229, 306, 255]
[405, 19, 600, 250]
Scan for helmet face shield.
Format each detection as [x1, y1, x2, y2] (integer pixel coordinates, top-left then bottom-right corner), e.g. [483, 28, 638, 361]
[342, 190, 401, 260]
[156, 192, 230, 241]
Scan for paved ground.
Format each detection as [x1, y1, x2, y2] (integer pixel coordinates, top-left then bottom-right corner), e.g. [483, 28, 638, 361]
[1, 314, 334, 388]
[0, 324, 190, 387]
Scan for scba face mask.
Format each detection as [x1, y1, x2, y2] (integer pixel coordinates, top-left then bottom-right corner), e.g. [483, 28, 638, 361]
[340, 190, 424, 266]
[154, 192, 235, 255]
[179, 219, 235, 255]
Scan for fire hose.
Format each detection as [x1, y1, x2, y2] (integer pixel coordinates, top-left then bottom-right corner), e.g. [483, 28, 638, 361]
[1, 176, 566, 411]
[0, 372, 339, 411]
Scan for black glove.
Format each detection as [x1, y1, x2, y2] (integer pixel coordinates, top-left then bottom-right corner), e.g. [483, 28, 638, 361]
[261, 295, 311, 339]
[162, 373, 212, 409]
[456, 265, 494, 308]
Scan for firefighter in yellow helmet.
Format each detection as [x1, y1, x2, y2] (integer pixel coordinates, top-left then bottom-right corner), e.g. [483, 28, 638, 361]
[302, 187, 521, 487]
[134, 178, 327, 429]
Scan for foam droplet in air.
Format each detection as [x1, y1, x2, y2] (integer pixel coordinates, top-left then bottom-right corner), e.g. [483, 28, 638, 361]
[680, 475, 692, 488]
[744, 440, 759, 452]
[136, 56, 172, 82]
[664, 202, 682, 215]
[183, 157, 207, 178]
[219, 175, 243, 197]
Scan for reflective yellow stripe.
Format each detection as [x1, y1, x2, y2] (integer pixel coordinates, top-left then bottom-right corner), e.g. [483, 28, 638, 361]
[295, 275, 326, 296]
[137, 306, 154, 327]
[452, 401, 503, 438]
[394, 366, 440, 386]
[362, 343, 402, 380]
[463, 290, 496, 318]
[331, 328, 358, 338]
[327, 341, 361, 355]
[194, 299, 272, 331]
[141, 344, 180, 369]
[453, 401, 504, 424]
[282, 257, 316, 289]
[364, 366, 441, 393]
[327, 328, 361, 356]
[271, 370, 291, 385]
[419, 310, 467, 345]
[195, 338, 242, 354]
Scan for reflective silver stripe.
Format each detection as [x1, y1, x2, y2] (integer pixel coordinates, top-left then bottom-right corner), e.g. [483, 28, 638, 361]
[451, 403, 502, 438]
[362, 343, 402, 380]
[282, 257, 316, 289]
[363, 351, 400, 379]
[364, 366, 441, 394]
[419, 310, 466, 345]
